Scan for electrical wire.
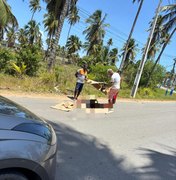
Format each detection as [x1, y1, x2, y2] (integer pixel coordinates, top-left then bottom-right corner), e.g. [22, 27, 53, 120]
[18, 0, 176, 60]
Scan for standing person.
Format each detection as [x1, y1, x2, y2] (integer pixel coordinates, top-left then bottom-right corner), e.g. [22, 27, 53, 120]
[165, 88, 169, 96]
[164, 78, 170, 96]
[74, 64, 88, 100]
[107, 69, 121, 104]
[170, 78, 176, 96]
[170, 85, 175, 96]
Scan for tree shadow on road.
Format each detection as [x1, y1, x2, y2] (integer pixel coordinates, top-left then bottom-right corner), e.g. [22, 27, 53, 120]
[135, 147, 176, 180]
[50, 122, 176, 180]
[50, 122, 138, 180]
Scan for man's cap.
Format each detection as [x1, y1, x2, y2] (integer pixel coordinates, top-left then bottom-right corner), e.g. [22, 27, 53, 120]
[107, 69, 113, 74]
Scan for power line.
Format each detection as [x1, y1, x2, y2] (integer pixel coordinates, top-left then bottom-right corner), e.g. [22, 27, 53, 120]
[79, 18, 171, 60]
[165, 64, 173, 68]
[77, 5, 176, 60]
[19, 1, 176, 60]
[78, 14, 128, 43]
[76, 17, 129, 47]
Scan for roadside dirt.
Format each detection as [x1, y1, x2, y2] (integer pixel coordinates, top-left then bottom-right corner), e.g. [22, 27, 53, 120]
[0, 90, 66, 99]
[1, 89, 176, 103]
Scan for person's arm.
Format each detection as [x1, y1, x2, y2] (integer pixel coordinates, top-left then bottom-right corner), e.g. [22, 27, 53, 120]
[108, 76, 114, 88]
[75, 69, 81, 78]
[75, 71, 78, 77]
[85, 71, 88, 81]
[85, 75, 88, 81]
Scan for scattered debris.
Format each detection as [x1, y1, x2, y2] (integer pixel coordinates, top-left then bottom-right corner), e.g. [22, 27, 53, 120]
[51, 101, 75, 112]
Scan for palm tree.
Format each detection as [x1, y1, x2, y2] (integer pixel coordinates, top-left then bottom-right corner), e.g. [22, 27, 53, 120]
[36, 32, 43, 48]
[24, 20, 41, 45]
[62, 4, 79, 62]
[43, 0, 78, 71]
[83, 10, 109, 56]
[43, 12, 58, 44]
[109, 48, 118, 65]
[17, 28, 28, 46]
[82, 41, 102, 64]
[56, 44, 65, 57]
[0, 0, 18, 41]
[66, 35, 81, 63]
[100, 38, 113, 65]
[121, 38, 138, 70]
[147, 15, 164, 60]
[107, 38, 113, 47]
[6, 25, 17, 47]
[146, 4, 176, 86]
[29, 0, 41, 20]
[66, 5, 80, 42]
[119, 0, 144, 72]
[100, 46, 109, 65]
[43, 12, 58, 59]
[132, 0, 141, 2]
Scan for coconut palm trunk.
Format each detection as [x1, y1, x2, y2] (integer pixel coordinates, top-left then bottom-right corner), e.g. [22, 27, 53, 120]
[146, 27, 176, 86]
[119, 0, 144, 72]
[31, 11, 35, 21]
[66, 24, 72, 44]
[61, 23, 71, 64]
[0, 28, 3, 41]
[44, 35, 52, 61]
[47, 0, 69, 72]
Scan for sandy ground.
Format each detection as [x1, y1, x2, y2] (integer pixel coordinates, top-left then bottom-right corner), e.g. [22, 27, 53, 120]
[0, 89, 175, 103]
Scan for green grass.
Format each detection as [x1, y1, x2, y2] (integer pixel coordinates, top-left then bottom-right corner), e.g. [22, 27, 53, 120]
[118, 87, 176, 101]
[0, 65, 176, 101]
[138, 88, 176, 101]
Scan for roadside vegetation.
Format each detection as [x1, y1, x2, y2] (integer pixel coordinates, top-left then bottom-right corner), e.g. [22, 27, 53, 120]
[0, 0, 175, 100]
[0, 60, 176, 100]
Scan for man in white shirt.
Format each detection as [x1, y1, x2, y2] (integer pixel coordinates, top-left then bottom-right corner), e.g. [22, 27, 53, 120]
[107, 69, 121, 104]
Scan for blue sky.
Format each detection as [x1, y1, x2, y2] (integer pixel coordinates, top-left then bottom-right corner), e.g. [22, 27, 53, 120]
[8, 0, 176, 71]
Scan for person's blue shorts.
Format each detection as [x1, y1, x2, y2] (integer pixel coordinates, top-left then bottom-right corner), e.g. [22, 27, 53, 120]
[75, 82, 84, 92]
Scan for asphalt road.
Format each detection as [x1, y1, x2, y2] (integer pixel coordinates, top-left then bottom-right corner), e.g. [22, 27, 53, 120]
[4, 95, 176, 180]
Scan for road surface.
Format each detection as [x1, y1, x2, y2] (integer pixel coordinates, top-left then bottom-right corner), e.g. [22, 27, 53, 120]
[3, 94, 176, 180]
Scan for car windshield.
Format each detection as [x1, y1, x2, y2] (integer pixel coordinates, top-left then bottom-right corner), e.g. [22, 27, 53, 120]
[0, 96, 42, 121]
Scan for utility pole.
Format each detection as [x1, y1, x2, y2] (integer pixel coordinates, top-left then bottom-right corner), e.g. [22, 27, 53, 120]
[131, 0, 162, 98]
[119, 0, 144, 72]
[171, 58, 176, 80]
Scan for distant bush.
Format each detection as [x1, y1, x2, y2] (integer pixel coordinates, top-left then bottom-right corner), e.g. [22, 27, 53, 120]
[137, 88, 154, 98]
[0, 48, 17, 74]
[123, 60, 166, 88]
[39, 72, 56, 86]
[17, 45, 43, 76]
[140, 60, 165, 88]
[123, 63, 136, 87]
[79, 55, 95, 66]
[89, 64, 117, 82]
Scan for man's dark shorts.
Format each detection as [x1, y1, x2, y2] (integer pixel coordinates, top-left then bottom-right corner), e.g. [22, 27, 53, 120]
[75, 82, 84, 92]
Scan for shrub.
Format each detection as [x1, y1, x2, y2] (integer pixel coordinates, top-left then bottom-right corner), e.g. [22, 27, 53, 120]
[17, 45, 43, 76]
[139, 60, 165, 88]
[79, 55, 95, 66]
[89, 64, 117, 82]
[137, 88, 154, 98]
[123, 60, 166, 89]
[11, 62, 27, 78]
[0, 48, 17, 74]
[39, 72, 56, 86]
[123, 63, 136, 87]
